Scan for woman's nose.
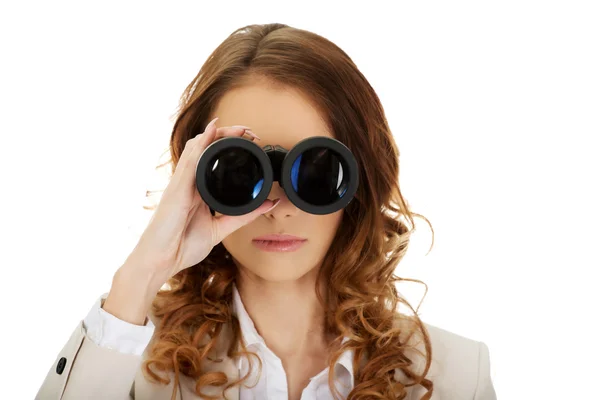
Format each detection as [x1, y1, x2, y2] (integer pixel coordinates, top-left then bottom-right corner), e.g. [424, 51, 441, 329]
[265, 183, 300, 218]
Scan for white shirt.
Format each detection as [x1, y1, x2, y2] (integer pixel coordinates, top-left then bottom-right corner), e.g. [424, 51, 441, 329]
[83, 285, 355, 399]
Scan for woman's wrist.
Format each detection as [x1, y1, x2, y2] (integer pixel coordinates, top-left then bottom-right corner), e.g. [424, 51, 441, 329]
[102, 263, 166, 326]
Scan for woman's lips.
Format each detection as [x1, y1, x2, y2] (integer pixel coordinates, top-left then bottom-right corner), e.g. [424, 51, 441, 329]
[251, 234, 307, 252]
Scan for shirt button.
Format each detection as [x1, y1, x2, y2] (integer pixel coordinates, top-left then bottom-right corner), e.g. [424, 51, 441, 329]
[56, 357, 67, 374]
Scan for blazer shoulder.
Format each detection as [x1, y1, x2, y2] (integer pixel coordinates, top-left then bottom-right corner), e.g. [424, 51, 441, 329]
[394, 318, 496, 399]
[423, 322, 495, 399]
[424, 322, 482, 356]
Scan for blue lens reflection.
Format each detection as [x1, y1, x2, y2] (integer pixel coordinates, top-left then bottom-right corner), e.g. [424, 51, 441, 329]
[291, 154, 302, 191]
[252, 178, 264, 199]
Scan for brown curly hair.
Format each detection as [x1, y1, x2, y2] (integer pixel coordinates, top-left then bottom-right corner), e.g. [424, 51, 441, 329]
[140, 23, 435, 400]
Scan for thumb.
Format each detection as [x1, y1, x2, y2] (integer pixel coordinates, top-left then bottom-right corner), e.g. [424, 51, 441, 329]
[213, 199, 280, 242]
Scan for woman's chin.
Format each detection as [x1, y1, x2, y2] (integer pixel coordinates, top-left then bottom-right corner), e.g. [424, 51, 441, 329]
[234, 259, 318, 282]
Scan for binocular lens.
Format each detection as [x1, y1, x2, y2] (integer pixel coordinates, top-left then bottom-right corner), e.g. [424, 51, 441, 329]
[290, 148, 348, 206]
[205, 148, 264, 207]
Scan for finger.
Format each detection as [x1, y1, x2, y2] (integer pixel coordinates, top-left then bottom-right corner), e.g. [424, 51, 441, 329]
[215, 126, 261, 141]
[170, 120, 260, 195]
[213, 199, 280, 243]
[190, 123, 260, 166]
[171, 117, 220, 185]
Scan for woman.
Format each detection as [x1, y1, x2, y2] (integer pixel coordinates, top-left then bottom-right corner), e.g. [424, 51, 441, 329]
[35, 23, 496, 400]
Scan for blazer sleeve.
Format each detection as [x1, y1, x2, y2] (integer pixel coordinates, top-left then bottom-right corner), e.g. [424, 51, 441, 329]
[35, 294, 155, 400]
[474, 341, 497, 400]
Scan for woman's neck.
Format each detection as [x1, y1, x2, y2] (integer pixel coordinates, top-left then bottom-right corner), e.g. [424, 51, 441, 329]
[235, 267, 333, 360]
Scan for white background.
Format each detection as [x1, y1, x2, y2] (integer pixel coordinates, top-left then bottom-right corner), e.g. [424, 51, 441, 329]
[1, 1, 599, 399]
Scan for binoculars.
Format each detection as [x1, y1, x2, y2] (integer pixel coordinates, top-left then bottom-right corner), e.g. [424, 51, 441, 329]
[195, 136, 359, 216]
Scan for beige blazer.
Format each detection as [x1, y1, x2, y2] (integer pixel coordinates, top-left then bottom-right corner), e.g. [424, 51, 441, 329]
[35, 312, 497, 400]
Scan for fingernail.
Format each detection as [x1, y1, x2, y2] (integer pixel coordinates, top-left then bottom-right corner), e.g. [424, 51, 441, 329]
[263, 198, 280, 213]
[231, 125, 252, 130]
[244, 129, 261, 140]
[206, 117, 219, 131]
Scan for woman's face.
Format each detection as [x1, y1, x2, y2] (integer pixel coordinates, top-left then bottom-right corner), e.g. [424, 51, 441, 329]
[212, 81, 344, 282]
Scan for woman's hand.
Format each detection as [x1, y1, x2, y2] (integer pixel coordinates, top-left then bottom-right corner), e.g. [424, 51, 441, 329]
[126, 117, 277, 282]
[103, 117, 278, 325]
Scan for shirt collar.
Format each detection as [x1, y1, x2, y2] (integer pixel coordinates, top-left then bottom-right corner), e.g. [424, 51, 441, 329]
[336, 336, 355, 388]
[232, 283, 355, 386]
[232, 283, 265, 348]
